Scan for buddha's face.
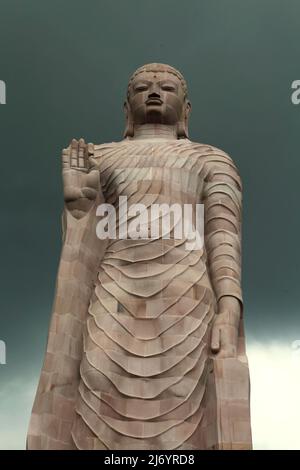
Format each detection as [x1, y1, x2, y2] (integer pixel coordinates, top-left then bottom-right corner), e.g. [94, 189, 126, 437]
[127, 71, 188, 126]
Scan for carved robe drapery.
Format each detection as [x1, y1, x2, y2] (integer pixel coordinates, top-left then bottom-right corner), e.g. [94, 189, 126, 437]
[27, 138, 251, 450]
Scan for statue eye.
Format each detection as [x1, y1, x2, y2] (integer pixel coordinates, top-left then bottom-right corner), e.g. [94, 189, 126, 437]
[135, 84, 148, 92]
[161, 84, 176, 92]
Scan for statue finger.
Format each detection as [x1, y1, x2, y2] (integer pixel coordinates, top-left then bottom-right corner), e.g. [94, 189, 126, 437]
[88, 155, 98, 171]
[83, 142, 90, 168]
[86, 143, 95, 168]
[64, 186, 83, 202]
[211, 325, 220, 354]
[78, 138, 86, 169]
[71, 138, 79, 168]
[81, 187, 98, 200]
[87, 142, 94, 154]
[62, 147, 71, 169]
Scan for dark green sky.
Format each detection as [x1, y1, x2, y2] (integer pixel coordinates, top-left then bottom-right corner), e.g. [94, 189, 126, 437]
[0, 0, 300, 447]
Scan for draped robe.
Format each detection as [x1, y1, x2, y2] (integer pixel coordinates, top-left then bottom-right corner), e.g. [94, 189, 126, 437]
[27, 138, 252, 450]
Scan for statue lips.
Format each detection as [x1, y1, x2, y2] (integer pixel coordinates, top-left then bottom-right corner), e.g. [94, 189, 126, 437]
[146, 97, 163, 106]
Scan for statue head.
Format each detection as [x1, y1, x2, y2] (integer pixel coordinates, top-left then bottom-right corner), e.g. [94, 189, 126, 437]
[124, 63, 191, 138]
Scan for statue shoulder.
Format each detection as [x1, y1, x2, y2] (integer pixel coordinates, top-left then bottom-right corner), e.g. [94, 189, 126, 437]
[188, 140, 239, 171]
[92, 141, 121, 161]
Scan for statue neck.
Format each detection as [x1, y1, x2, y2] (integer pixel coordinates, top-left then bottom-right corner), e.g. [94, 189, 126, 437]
[131, 124, 178, 140]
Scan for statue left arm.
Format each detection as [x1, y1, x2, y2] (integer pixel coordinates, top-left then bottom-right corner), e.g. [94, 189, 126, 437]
[203, 153, 243, 357]
[27, 143, 108, 449]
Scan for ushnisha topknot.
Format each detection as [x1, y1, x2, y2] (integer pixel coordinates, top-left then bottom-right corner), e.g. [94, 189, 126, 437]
[127, 63, 188, 98]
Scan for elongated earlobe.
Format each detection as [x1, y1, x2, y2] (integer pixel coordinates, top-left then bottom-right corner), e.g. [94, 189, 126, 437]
[123, 100, 134, 138]
[177, 100, 191, 139]
[177, 120, 188, 139]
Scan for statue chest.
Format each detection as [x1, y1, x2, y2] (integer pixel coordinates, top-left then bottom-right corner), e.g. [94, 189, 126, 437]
[98, 142, 205, 204]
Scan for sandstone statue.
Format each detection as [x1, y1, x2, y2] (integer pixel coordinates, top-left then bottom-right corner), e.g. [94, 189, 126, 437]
[27, 63, 252, 450]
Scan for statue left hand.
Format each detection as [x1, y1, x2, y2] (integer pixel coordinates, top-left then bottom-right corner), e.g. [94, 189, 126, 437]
[211, 296, 241, 358]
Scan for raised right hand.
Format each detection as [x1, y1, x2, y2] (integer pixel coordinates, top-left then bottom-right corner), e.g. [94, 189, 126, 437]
[62, 138, 100, 219]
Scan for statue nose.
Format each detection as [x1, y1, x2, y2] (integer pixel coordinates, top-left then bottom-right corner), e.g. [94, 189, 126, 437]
[148, 92, 161, 99]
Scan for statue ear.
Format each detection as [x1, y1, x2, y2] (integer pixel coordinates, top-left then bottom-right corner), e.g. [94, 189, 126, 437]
[123, 100, 134, 138]
[177, 100, 191, 139]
